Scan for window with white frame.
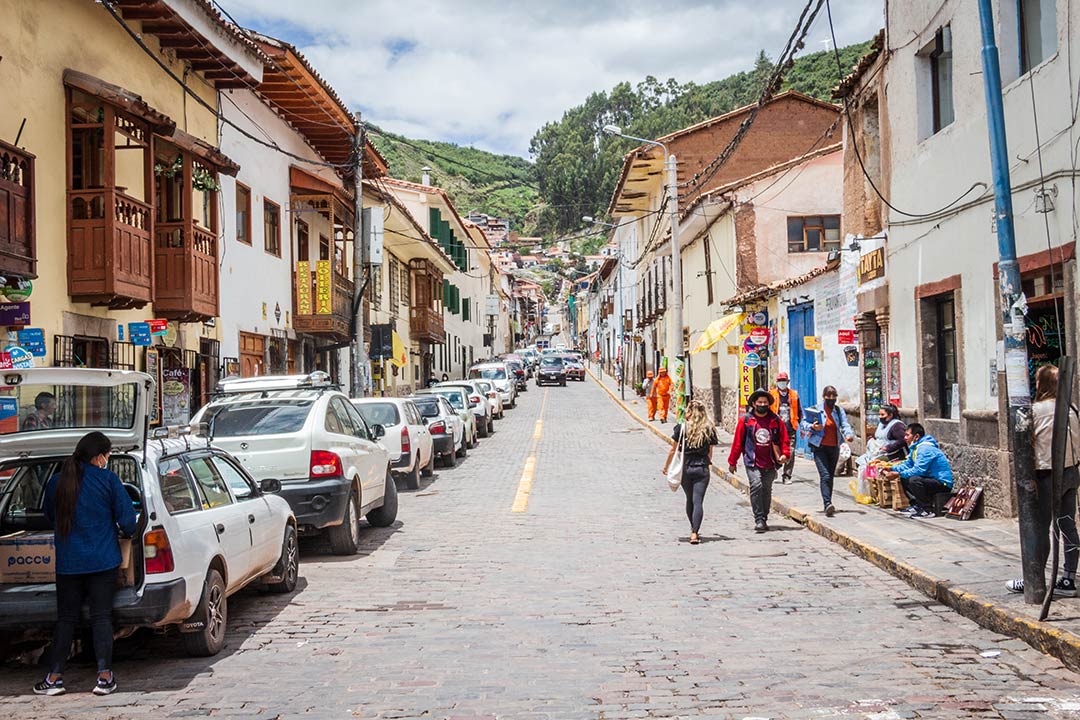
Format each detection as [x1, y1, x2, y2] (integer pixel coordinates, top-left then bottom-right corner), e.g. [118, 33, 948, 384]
[917, 26, 954, 137]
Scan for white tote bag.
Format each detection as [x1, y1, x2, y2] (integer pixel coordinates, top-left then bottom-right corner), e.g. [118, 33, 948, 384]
[666, 433, 686, 492]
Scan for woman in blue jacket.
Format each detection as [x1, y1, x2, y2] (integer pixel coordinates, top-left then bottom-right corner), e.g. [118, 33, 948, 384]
[35, 431, 137, 697]
[799, 385, 855, 516]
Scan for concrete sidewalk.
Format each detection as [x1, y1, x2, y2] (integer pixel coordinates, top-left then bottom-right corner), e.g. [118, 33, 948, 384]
[589, 367, 1080, 672]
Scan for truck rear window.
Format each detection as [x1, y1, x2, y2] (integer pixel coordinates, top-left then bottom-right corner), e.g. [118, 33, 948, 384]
[202, 401, 313, 437]
[0, 383, 139, 435]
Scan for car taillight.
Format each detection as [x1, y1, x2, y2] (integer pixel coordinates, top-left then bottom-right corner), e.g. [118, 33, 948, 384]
[515, 370, 524, 376]
[144, 528, 175, 574]
[430, 421, 446, 434]
[400, 426, 411, 454]
[310, 450, 343, 478]
[470, 395, 481, 404]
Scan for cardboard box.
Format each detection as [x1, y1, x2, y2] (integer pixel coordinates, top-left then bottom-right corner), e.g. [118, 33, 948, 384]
[0, 531, 55, 583]
[118, 537, 134, 587]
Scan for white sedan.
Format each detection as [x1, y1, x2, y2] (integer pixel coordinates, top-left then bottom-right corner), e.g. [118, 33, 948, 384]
[353, 398, 435, 490]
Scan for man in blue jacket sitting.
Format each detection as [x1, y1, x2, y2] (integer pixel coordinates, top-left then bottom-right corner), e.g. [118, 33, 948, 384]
[881, 422, 954, 518]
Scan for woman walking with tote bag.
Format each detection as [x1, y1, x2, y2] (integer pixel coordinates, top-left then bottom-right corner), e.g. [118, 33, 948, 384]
[662, 401, 718, 544]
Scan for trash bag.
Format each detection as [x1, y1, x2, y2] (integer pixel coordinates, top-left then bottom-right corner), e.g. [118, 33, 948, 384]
[849, 464, 875, 505]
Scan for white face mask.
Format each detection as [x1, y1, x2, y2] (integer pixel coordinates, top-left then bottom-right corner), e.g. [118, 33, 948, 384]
[777, 381, 789, 390]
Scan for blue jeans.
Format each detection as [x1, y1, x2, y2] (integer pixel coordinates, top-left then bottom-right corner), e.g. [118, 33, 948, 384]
[812, 444, 841, 509]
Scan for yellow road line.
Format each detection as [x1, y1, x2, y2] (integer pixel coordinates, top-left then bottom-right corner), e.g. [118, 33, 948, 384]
[512, 390, 548, 513]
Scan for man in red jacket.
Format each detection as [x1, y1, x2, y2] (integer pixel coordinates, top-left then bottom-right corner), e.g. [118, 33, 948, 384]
[729, 389, 790, 533]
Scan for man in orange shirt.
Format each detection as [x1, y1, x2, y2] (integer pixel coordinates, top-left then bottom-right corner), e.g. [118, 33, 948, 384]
[650, 367, 673, 423]
[769, 372, 800, 483]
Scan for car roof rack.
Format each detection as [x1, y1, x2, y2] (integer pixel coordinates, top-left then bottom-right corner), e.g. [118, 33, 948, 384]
[215, 371, 339, 396]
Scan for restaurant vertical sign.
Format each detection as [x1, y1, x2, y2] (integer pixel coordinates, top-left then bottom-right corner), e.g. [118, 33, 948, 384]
[314, 260, 332, 315]
[296, 261, 312, 315]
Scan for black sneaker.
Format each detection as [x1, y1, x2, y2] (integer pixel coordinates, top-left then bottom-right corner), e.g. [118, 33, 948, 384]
[825, 503, 836, 517]
[754, 520, 768, 533]
[1056, 577, 1078, 598]
[33, 675, 65, 696]
[92, 673, 117, 696]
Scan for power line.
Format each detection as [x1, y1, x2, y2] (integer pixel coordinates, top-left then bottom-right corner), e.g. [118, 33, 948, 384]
[676, 0, 829, 198]
[100, 1, 355, 170]
[823, 0, 985, 218]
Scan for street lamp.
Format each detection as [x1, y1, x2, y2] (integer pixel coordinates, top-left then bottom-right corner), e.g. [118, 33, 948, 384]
[584, 215, 629, 400]
[602, 124, 683, 367]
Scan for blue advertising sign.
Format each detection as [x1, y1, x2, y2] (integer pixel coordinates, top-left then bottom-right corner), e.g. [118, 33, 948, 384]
[4, 346, 34, 369]
[16, 328, 45, 357]
[128, 322, 152, 346]
[0, 397, 16, 434]
[117, 324, 124, 342]
[0, 302, 30, 327]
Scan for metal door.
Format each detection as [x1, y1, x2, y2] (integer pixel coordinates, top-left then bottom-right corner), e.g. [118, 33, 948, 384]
[787, 302, 817, 418]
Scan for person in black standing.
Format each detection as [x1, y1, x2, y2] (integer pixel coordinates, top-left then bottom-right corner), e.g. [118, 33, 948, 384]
[662, 400, 718, 544]
[35, 432, 137, 697]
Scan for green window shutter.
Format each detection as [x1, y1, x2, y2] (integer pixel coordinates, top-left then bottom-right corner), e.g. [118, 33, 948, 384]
[463, 298, 470, 322]
[442, 222, 452, 252]
[429, 208, 441, 236]
[443, 278, 450, 309]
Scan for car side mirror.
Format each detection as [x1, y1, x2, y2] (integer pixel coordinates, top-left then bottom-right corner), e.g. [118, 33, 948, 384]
[260, 477, 282, 494]
[371, 423, 386, 439]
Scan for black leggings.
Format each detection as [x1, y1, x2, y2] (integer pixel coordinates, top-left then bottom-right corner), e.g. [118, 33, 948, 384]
[681, 466, 710, 533]
[51, 567, 118, 674]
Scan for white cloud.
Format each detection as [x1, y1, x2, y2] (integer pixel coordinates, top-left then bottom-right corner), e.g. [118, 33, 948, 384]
[221, 0, 883, 157]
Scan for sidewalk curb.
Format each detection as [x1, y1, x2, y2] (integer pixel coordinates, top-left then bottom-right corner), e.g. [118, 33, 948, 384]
[587, 368, 1080, 672]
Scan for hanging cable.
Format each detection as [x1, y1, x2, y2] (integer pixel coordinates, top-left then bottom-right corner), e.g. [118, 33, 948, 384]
[824, 0, 986, 217]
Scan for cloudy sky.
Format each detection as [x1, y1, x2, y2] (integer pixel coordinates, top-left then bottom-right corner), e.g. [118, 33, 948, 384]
[223, 1, 883, 158]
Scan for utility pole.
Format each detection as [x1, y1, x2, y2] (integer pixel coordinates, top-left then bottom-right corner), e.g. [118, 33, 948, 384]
[617, 236, 627, 400]
[977, 0, 1041, 603]
[667, 153, 683, 361]
[350, 112, 368, 398]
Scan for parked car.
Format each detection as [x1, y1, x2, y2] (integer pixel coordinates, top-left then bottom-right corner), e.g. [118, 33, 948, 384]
[536, 356, 567, 386]
[192, 373, 395, 556]
[416, 387, 478, 449]
[436, 381, 495, 438]
[410, 394, 465, 467]
[474, 379, 505, 420]
[518, 348, 539, 370]
[469, 362, 518, 408]
[505, 358, 529, 390]
[352, 398, 434, 491]
[0, 368, 298, 658]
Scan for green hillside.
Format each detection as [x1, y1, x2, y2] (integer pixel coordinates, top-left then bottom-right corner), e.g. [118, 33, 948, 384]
[529, 41, 874, 236]
[367, 128, 539, 232]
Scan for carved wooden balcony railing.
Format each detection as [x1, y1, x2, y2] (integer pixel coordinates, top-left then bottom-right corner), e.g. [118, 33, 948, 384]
[68, 189, 152, 308]
[154, 221, 219, 322]
[0, 141, 35, 278]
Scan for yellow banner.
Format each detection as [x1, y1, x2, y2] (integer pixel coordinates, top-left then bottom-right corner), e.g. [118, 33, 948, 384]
[315, 260, 332, 315]
[739, 357, 754, 410]
[391, 330, 408, 368]
[296, 261, 312, 316]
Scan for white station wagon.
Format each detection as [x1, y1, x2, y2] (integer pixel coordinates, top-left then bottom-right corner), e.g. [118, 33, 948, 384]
[0, 368, 298, 658]
[192, 373, 395, 556]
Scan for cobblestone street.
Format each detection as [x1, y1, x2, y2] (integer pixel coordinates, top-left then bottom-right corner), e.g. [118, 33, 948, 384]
[3, 379, 1080, 719]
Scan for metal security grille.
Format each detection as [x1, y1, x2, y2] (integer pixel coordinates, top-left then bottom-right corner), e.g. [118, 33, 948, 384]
[111, 341, 137, 371]
[53, 335, 110, 368]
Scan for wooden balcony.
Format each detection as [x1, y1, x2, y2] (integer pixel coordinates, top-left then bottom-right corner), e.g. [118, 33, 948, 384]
[293, 263, 354, 341]
[68, 189, 153, 308]
[0, 141, 36, 278]
[154, 221, 219, 322]
[410, 305, 444, 344]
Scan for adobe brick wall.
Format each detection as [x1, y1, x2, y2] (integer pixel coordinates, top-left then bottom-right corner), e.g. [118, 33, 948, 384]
[734, 204, 759, 290]
[671, 95, 841, 208]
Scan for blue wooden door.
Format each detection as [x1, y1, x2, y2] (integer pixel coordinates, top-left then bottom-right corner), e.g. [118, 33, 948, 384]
[788, 303, 817, 447]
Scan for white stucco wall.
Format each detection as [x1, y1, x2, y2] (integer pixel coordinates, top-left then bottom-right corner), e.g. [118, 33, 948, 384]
[885, 0, 1079, 413]
[218, 89, 347, 365]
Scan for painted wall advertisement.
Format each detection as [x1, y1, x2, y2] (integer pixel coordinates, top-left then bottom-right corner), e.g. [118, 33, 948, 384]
[146, 348, 161, 426]
[739, 311, 769, 409]
[161, 367, 191, 426]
